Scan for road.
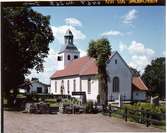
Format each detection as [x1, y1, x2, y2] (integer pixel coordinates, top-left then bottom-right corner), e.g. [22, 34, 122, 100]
[4, 111, 164, 133]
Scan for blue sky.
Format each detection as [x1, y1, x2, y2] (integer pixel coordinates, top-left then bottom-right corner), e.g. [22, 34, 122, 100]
[27, 6, 165, 84]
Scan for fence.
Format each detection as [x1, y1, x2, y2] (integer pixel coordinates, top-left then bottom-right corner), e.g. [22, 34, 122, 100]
[103, 105, 166, 127]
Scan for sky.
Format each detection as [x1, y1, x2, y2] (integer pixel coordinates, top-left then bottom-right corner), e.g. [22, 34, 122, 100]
[26, 6, 165, 84]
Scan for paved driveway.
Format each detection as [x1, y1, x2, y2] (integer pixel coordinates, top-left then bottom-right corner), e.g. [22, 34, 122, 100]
[4, 111, 164, 133]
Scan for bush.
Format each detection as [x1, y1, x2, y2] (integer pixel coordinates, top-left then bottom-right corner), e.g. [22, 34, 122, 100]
[86, 100, 94, 113]
[124, 102, 165, 113]
[123, 102, 165, 124]
[97, 95, 100, 104]
[71, 98, 80, 105]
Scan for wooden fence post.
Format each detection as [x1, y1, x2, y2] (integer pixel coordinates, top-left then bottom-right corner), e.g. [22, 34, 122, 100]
[102, 105, 105, 114]
[146, 110, 150, 127]
[124, 107, 127, 122]
[109, 105, 111, 117]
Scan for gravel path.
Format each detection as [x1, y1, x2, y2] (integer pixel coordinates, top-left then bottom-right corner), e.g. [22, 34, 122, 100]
[4, 111, 164, 133]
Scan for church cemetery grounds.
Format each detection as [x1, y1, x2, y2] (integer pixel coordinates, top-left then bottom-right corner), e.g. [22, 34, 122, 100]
[3, 94, 166, 132]
[2, 3, 166, 133]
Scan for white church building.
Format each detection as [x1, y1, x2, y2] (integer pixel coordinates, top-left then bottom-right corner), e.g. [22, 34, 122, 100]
[50, 29, 148, 102]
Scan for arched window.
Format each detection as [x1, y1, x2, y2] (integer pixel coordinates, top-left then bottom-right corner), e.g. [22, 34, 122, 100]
[67, 80, 70, 94]
[115, 59, 117, 64]
[88, 79, 91, 94]
[67, 55, 71, 60]
[60, 80, 64, 95]
[69, 38, 72, 44]
[113, 77, 119, 92]
[55, 81, 57, 93]
[73, 79, 76, 92]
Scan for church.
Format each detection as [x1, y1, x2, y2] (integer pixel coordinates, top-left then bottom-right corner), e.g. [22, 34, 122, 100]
[50, 29, 148, 102]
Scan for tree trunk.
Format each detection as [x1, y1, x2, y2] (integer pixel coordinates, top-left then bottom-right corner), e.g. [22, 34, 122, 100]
[5, 89, 18, 107]
[99, 66, 108, 106]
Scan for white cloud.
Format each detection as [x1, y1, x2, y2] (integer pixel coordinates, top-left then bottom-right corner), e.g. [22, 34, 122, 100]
[119, 41, 155, 73]
[65, 18, 82, 27]
[51, 25, 86, 44]
[122, 9, 138, 24]
[129, 55, 151, 73]
[101, 30, 123, 36]
[79, 49, 87, 57]
[119, 42, 128, 52]
[128, 41, 155, 57]
[162, 51, 165, 56]
[120, 41, 155, 57]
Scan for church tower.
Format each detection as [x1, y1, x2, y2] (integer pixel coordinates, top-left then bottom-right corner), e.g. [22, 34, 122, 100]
[57, 29, 80, 70]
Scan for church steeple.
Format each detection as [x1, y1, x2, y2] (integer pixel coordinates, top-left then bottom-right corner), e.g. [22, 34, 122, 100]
[58, 29, 79, 54]
[57, 29, 80, 70]
[64, 29, 73, 45]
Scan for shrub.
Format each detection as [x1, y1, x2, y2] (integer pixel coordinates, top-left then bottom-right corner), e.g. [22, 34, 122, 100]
[97, 95, 100, 104]
[123, 102, 165, 124]
[86, 100, 94, 113]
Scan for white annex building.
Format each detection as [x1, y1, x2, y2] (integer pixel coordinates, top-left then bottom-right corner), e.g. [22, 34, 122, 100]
[50, 29, 148, 102]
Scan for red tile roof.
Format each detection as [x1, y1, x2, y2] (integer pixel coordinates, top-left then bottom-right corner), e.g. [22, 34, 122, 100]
[132, 77, 148, 91]
[51, 56, 148, 91]
[50, 56, 97, 79]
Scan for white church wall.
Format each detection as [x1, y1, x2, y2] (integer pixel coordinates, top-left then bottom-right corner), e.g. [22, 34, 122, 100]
[133, 90, 146, 101]
[64, 52, 80, 67]
[50, 76, 81, 96]
[56, 52, 80, 71]
[81, 75, 99, 101]
[50, 75, 99, 101]
[106, 52, 132, 101]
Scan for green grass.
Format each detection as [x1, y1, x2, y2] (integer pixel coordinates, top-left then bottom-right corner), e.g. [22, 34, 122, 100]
[16, 94, 26, 98]
[49, 103, 59, 107]
[152, 124, 166, 130]
[45, 99, 57, 103]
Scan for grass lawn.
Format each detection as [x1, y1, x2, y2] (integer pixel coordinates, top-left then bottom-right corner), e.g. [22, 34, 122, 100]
[107, 110, 166, 131]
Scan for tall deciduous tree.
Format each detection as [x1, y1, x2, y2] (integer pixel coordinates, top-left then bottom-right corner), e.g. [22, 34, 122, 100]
[87, 38, 111, 105]
[2, 7, 54, 102]
[130, 67, 140, 77]
[142, 57, 165, 99]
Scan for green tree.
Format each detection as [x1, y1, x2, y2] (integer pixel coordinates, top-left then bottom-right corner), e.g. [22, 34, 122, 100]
[87, 38, 111, 105]
[2, 6, 54, 104]
[142, 57, 165, 99]
[130, 67, 140, 77]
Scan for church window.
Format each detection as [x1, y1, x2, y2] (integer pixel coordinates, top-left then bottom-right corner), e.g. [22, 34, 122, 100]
[115, 59, 117, 64]
[60, 80, 64, 95]
[67, 55, 71, 60]
[69, 39, 72, 43]
[74, 55, 78, 59]
[37, 87, 42, 93]
[88, 79, 91, 94]
[58, 56, 62, 61]
[55, 81, 57, 93]
[73, 79, 76, 92]
[113, 77, 119, 92]
[67, 80, 70, 94]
